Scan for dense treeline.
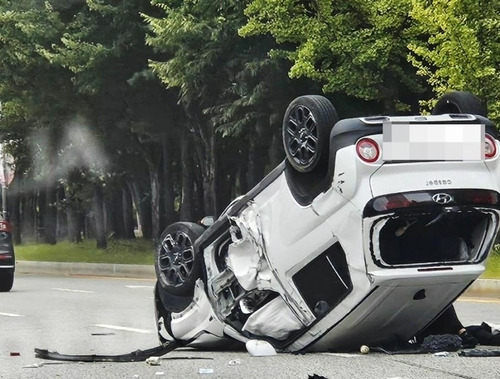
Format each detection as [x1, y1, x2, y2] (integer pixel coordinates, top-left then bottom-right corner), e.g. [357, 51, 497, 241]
[0, 0, 498, 248]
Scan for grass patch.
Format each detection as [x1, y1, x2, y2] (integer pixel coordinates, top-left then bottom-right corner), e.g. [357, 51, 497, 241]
[482, 250, 500, 279]
[15, 238, 155, 265]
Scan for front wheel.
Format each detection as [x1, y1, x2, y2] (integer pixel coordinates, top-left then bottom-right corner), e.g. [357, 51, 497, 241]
[0, 269, 14, 292]
[155, 222, 205, 296]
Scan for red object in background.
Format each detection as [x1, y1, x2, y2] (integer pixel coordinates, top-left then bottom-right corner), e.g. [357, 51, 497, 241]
[0, 221, 11, 232]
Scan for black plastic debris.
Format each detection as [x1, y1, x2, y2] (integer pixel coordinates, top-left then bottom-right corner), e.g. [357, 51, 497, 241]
[422, 334, 462, 352]
[459, 349, 500, 357]
[34, 340, 180, 363]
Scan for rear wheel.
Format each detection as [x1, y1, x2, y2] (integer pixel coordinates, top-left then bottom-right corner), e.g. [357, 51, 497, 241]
[283, 95, 339, 173]
[155, 222, 205, 296]
[0, 269, 14, 292]
[432, 91, 487, 116]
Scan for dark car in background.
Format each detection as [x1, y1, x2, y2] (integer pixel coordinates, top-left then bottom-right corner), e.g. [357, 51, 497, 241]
[0, 217, 14, 292]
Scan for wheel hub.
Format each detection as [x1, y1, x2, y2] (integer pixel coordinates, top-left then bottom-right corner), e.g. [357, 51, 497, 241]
[285, 105, 318, 165]
[159, 232, 194, 287]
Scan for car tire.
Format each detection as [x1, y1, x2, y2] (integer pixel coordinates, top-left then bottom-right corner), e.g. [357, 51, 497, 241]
[283, 95, 339, 173]
[0, 269, 14, 292]
[155, 222, 205, 296]
[432, 91, 487, 117]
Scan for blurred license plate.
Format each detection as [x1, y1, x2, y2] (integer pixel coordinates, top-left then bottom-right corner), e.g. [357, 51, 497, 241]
[383, 122, 484, 161]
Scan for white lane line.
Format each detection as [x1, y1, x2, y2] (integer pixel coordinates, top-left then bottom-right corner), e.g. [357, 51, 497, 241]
[125, 285, 154, 289]
[52, 288, 94, 294]
[0, 312, 25, 317]
[94, 324, 154, 334]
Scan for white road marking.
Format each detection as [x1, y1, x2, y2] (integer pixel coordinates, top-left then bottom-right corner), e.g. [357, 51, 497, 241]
[94, 324, 154, 334]
[0, 312, 25, 317]
[125, 285, 154, 289]
[52, 288, 94, 294]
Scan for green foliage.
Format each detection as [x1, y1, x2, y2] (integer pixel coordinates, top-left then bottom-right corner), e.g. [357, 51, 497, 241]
[41, 1, 150, 95]
[145, 0, 289, 139]
[483, 248, 500, 279]
[408, 0, 500, 120]
[241, 0, 424, 111]
[15, 238, 154, 264]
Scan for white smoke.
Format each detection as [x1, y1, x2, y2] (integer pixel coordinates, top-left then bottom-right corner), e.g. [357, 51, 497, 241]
[30, 116, 110, 186]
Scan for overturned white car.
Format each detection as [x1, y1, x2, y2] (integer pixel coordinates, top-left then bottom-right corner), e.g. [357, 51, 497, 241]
[154, 92, 500, 352]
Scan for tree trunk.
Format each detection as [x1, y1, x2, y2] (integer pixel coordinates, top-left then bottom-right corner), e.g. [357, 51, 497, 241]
[162, 134, 176, 226]
[43, 185, 57, 245]
[191, 120, 216, 217]
[122, 185, 135, 239]
[132, 181, 151, 239]
[93, 182, 107, 249]
[149, 168, 161, 243]
[269, 132, 284, 169]
[109, 185, 125, 238]
[180, 131, 194, 221]
[247, 121, 269, 188]
[22, 185, 35, 242]
[67, 206, 83, 243]
[8, 177, 21, 245]
[56, 186, 67, 240]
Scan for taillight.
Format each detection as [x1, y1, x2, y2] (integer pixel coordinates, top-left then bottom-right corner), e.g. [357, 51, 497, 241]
[356, 138, 380, 163]
[0, 221, 11, 233]
[485, 134, 497, 159]
[372, 194, 413, 212]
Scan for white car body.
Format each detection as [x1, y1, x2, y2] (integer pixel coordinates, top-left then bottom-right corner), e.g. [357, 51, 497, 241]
[155, 104, 500, 352]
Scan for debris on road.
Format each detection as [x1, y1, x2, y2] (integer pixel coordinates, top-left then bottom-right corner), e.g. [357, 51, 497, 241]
[34, 340, 180, 362]
[459, 349, 500, 357]
[198, 368, 214, 374]
[146, 356, 161, 366]
[245, 340, 277, 356]
[433, 352, 451, 357]
[23, 363, 44, 368]
[359, 345, 370, 354]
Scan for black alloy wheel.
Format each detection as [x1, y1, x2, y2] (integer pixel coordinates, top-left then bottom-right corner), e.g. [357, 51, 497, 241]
[283, 95, 339, 173]
[155, 222, 205, 296]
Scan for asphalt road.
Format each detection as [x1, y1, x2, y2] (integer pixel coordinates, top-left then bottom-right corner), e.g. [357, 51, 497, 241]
[1, 274, 499, 379]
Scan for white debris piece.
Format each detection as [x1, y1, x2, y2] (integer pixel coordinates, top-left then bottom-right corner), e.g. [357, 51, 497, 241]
[242, 296, 302, 340]
[198, 368, 214, 374]
[245, 340, 277, 357]
[145, 356, 161, 366]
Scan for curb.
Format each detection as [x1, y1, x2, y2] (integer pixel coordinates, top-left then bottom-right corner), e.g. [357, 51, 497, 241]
[16, 260, 155, 279]
[464, 279, 500, 298]
[15, 260, 500, 296]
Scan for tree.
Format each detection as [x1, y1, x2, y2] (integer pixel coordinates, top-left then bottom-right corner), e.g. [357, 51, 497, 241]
[145, 0, 308, 216]
[0, 0, 82, 244]
[240, 0, 424, 113]
[408, 0, 500, 120]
